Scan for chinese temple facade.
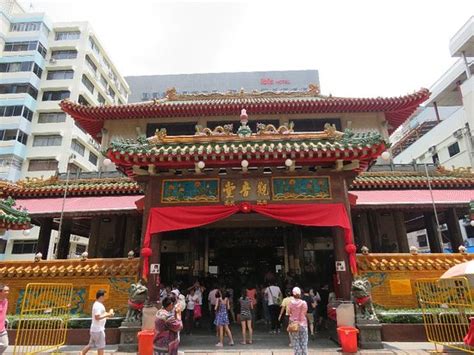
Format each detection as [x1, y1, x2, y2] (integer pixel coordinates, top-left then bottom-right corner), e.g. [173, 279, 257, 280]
[53, 86, 433, 301]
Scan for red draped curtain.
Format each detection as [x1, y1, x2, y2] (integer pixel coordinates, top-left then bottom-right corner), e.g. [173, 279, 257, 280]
[141, 203, 357, 278]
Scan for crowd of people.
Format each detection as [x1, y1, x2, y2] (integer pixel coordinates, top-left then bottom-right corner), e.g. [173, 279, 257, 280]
[153, 274, 334, 355]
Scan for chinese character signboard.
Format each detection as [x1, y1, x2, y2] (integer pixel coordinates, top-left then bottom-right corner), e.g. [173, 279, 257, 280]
[160, 176, 331, 204]
[221, 178, 271, 205]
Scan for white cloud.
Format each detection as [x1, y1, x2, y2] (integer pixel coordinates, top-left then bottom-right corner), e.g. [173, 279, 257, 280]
[26, 0, 473, 97]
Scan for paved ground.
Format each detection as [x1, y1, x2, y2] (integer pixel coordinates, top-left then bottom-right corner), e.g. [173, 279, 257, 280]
[3, 324, 463, 354]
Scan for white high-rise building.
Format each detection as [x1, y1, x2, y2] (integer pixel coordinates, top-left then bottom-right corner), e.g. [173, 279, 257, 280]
[0, 1, 129, 182]
[391, 17, 473, 169]
[0, 1, 130, 261]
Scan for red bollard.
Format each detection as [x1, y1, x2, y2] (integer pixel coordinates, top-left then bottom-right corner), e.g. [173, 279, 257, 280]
[138, 329, 155, 355]
[337, 326, 359, 353]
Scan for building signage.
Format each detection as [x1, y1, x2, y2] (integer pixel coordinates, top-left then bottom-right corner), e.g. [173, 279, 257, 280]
[272, 176, 331, 201]
[161, 178, 219, 203]
[221, 178, 271, 205]
[260, 78, 291, 85]
[161, 176, 331, 204]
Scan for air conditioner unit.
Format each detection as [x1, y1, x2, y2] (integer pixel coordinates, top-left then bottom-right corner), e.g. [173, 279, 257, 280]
[49, 58, 57, 64]
[453, 129, 463, 139]
[428, 145, 437, 154]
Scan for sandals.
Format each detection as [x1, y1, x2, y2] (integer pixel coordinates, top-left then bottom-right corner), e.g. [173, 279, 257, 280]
[240, 341, 247, 345]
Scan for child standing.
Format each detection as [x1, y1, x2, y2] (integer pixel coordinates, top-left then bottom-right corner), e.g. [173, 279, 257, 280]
[81, 290, 114, 355]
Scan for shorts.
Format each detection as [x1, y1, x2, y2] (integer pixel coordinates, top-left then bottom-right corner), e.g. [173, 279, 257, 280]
[88, 330, 106, 349]
[306, 313, 314, 324]
[0, 330, 9, 353]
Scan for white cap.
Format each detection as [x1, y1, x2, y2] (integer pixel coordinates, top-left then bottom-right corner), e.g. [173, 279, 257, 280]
[171, 289, 180, 297]
[292, 287, 301, 296]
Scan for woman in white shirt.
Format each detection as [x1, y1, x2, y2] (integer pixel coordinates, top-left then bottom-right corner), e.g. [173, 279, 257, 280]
[185, 288, 200, 335]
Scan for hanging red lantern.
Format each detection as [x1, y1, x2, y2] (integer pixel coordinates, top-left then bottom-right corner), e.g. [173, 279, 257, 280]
[239, 202, 252, 213]
[141, 247, 152, 257]
[345, 243, 357, 255]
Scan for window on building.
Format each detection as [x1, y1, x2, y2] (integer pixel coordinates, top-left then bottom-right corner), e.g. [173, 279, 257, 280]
[89, 37, 100, 55]
[46, 70, 74, 80]
[432, 153, 440, 166]
[0, 239, 6, 254]
[28, 159, 58, 171]
[68, 163, 81, 174]
[17, 130, 28, 145]
[75, 244, 87, 254]
[0, 83, 38, 99]
[3, 41, 46, 57]
[42, 90, 70, 101]
[100, 75, 108, 89]
[38, 112, 66, 123]
[146, 122, 197, 137]
[85, 55, 97, 73]
[37, 42, 47, 58]
[0, 105, 33, 120]
[51, 50, 77, 60]
[78, 95, 90, 106]
[55, 31, 81, 40]
[98, 93, 106, 105]
[33, 134, 62, 147]
[0, 129, 18, 141]
[10, 22, 41, 32]
[108, 87, 116, 99]
[0, 129, 27, 144]
[12, 240, 38, 254]
[0, 62, 42, 78]
[448, 142, 460, 157]
[0, 156, 23, 170]
[81, 75, 94, 94]
[141, 92, 149, 101]
[291, 118, 342, 132]
[88, 152, 98, 165]
[71, 139, 85, 156]
[417, 234, 428, 248]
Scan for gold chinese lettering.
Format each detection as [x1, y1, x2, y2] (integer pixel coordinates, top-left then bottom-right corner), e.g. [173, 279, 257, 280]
[239, 180, 251, 198]
[223, 181, 236, 199]
[257, 181, 269, 197]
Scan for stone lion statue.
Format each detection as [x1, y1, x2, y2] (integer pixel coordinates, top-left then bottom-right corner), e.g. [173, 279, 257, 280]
[351, 277, 378, 321]
[124, 280, 148, 324]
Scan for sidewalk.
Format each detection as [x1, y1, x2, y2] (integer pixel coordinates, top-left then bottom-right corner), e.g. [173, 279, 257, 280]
[5, 341, 456, 354]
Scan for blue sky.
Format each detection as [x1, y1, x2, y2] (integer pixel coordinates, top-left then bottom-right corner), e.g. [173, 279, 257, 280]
[24, 0, 474, 97]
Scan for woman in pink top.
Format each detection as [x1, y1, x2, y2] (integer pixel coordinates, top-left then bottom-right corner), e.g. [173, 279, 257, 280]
[288, 287, 308, 355]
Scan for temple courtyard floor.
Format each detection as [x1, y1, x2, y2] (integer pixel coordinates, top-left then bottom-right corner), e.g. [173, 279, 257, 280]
[3, 322, 463, 354]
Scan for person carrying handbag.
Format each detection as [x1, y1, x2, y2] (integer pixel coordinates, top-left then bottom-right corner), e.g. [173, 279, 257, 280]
[264, 282, 282, 334]
[288, 287, 308, 355]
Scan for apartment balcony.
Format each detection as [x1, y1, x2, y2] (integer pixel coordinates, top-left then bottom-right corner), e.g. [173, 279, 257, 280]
[0, 116, 32, 133]
[449, 16, 474, 57]
[0, 140, 27, 158]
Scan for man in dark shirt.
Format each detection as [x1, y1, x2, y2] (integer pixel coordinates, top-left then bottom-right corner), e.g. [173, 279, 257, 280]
[302, 288, 317, 339]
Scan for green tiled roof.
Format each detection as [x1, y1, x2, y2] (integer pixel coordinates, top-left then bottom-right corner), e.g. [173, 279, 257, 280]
[0, 197, 30, 229]
[108, 130, 387, 157]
